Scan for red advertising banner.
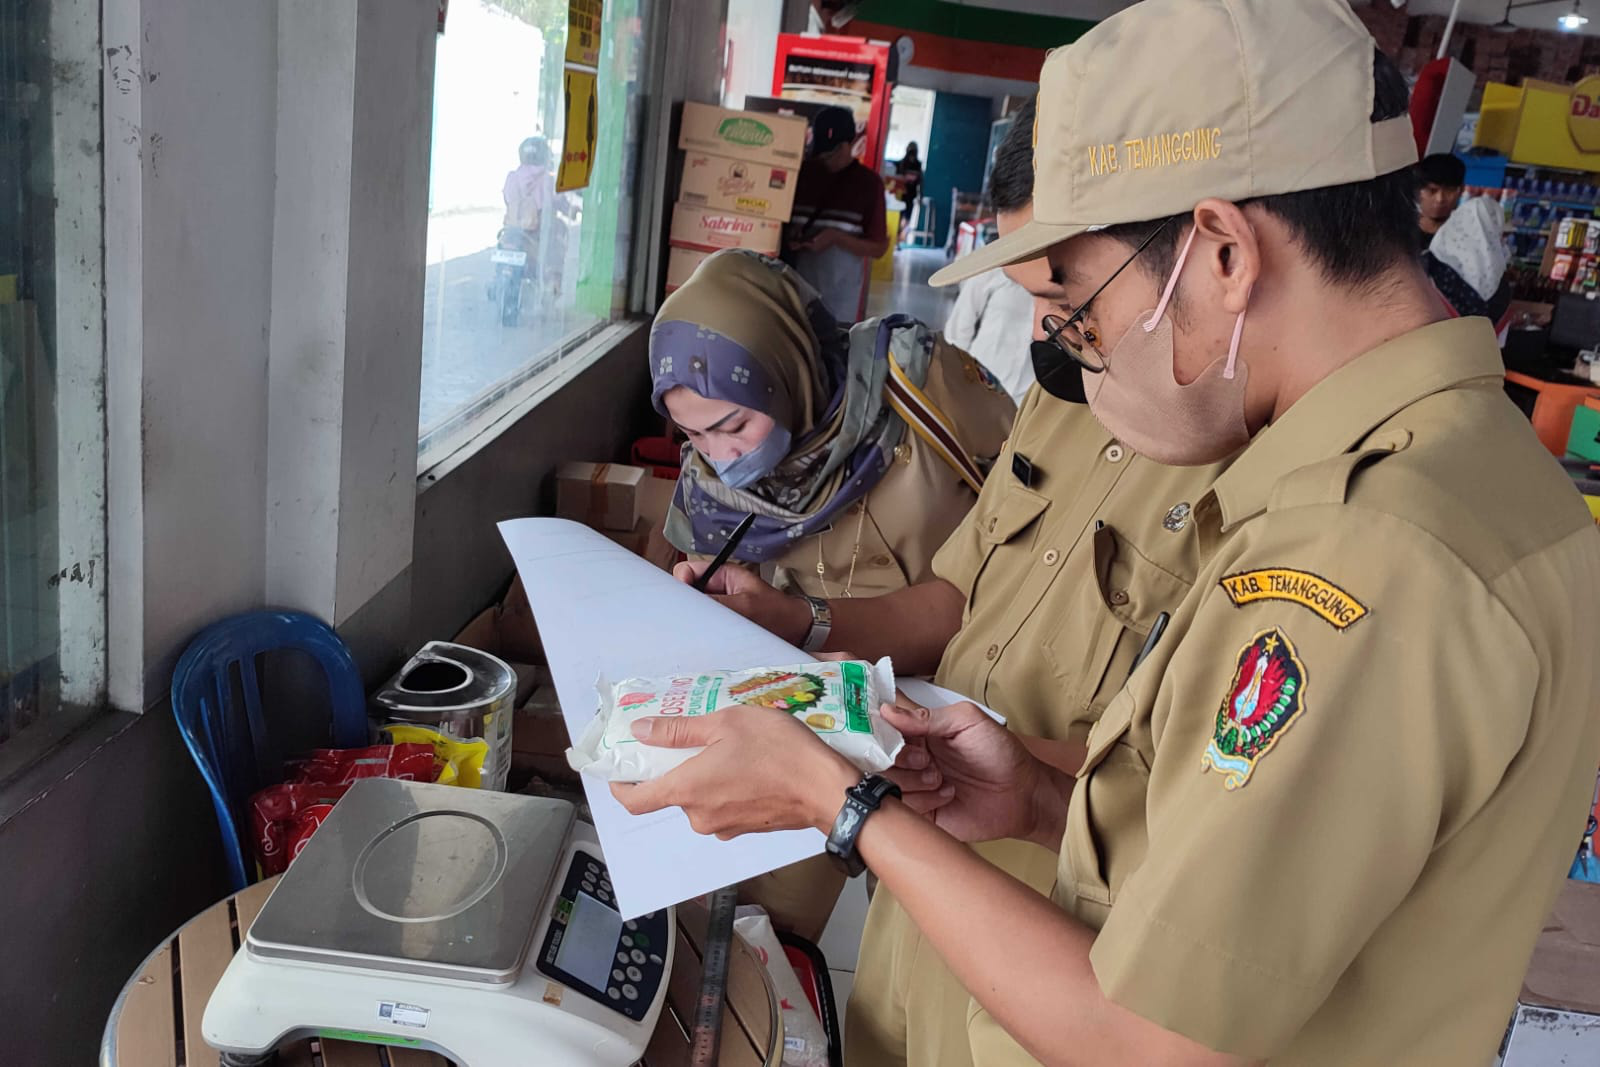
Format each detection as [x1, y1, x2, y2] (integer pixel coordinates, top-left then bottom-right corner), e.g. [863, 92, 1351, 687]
[771, 34, 892, 171]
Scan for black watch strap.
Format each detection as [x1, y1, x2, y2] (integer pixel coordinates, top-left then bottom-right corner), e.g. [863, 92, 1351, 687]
[825, 773, 901, 877]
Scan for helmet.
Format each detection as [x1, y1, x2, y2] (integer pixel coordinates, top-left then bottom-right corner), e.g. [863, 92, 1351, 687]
[519, 137, 550, 168]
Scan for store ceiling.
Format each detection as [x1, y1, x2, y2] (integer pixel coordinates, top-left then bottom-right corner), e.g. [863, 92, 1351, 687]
[1403, 0, 1600, 37]
[942, 1, 1600, 40]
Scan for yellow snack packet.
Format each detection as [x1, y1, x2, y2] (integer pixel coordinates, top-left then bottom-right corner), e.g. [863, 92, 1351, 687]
[380, 723, 490, 789]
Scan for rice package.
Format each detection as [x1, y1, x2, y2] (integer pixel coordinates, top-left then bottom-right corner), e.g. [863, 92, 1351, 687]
[733, 906, 831, 1067]
[570, 658, 903, 782]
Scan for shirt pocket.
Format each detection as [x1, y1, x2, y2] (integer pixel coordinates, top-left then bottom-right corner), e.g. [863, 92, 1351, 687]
[957, 480, 1050, 610]
[1060, 687, 1151, 919]
[1041, 523, 1191, 718]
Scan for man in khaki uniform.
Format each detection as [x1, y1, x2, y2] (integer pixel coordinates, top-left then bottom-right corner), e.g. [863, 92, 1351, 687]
[621, 2, 1600, 1064]
[686, 102, 1228, 1066]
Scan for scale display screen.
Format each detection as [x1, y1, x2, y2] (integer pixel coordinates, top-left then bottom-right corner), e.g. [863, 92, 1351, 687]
[555, 891, 622, 990]
[536, 848, 670, 1021]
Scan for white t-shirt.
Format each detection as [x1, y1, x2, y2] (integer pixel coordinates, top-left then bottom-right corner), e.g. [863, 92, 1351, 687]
[944, 270, 1037, 404]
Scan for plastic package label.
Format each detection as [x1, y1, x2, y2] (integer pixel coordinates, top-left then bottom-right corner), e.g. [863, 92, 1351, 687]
[571, 658, 904, 782]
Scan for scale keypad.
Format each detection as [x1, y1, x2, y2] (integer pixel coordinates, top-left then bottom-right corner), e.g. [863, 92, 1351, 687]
[535, 850, 669, 1022]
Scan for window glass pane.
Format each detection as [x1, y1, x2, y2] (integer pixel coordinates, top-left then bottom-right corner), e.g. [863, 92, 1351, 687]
[419, 0, 650, 458]
[0, 0, 105, 757]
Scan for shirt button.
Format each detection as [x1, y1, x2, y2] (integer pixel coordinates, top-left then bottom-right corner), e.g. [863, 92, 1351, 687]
[988, 516, 998, 532]
[1042, 549, 1060, 566]
[1104, 444, 1125, 463]
[872, 554, 891, 567]
[1109, 589, 1130, 606]
[985, 644, 999, 660]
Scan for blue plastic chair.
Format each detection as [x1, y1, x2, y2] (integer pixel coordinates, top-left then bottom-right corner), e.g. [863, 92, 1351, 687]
[171, 610, 368, 890]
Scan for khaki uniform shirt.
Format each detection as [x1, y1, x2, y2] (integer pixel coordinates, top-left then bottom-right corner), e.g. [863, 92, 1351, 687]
[1057, 318, 1600, 1064]
[846, 386, 1228, 1067]
[743, 339, 1012, 943]
[772, 339, 1014, 600]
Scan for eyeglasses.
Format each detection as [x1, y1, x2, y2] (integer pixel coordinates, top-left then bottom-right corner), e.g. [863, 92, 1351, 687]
[1038, 220, 1171, 373]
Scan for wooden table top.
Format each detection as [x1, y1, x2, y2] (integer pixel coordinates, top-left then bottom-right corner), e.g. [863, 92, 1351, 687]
[103, 877, 780, 1067]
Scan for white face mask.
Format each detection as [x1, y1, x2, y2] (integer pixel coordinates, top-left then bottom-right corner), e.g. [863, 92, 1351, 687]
[1082, 228, 1252, 466]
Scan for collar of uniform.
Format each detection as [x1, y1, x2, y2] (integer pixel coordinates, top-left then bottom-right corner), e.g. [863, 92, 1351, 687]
[1208, 317, 1504, 531]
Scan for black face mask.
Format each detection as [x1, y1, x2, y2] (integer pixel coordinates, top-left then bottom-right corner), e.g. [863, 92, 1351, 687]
[1030, 340, 1087, 404]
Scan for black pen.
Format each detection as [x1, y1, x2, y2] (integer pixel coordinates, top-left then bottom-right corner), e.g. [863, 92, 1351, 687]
[1128, 611, 1170, 678]
[693, 512, 757, 592]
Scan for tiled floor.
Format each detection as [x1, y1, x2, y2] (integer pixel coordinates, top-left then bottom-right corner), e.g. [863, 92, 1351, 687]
[866, 247, 959, 328]
[818, 875, 873, 1050]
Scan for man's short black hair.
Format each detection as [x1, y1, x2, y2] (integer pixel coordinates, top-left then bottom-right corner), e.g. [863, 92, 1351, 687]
[1099, 48, 1419, 290]
[1418, 153, 1466, 188]
[986, 98, 1036, 215]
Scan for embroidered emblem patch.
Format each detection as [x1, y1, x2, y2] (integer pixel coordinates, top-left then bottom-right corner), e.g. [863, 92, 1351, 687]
[959, 352, 1005, 394]
[1218, 568, 1368, 630]
[1202, 627, 1307, 790]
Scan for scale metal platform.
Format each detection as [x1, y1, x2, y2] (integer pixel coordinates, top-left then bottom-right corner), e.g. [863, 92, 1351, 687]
[203, 778, 673, 1066]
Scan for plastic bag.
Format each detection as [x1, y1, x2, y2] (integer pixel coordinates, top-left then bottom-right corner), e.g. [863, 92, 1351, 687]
[733, 906, 831, 1067]
[570, 658, 903, 782]
[284, 743, 437, 786]
[249, 782, 352, 876]
[380, 723, 491, 788]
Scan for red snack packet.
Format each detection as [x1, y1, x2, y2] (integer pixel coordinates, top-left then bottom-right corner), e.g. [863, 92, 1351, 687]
[248, 742, 440, 876]
[249, 782, 351, 876]
[284, 743, 437, 786]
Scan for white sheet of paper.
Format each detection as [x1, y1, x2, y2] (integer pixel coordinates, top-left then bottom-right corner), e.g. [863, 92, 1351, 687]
[499, 518, 996, 919]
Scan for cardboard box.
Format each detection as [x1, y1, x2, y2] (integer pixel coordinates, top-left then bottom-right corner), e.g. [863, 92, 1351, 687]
[1502, 880, 1600, 1061]
[679, 150, 798, 221]
[669, 203, 783, 256]
[666, 246, 711, 293]
[602, 516, 679, 574]
[679, 101, 808, 167]
[452, 574, 543, 683]
[555, 461, 646, 532]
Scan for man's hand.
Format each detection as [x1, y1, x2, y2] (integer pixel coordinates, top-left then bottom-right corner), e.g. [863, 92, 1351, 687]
[879, 701, 1071, 850]
[611, 708, 858, 838]
[791, 227, 840, 253]
[673, 561, 810, 646]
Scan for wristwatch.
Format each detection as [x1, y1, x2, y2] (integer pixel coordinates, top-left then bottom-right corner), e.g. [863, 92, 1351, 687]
[826, 773, 902, 877]
[799, 594, 833, 652]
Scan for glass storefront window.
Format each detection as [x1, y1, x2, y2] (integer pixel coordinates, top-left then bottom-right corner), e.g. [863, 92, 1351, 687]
[0, 0, 106, 762]
[418, 0, 650, 460]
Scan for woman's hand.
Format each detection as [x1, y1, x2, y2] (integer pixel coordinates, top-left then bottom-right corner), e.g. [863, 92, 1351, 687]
[611, 707, 860, 838]
[879, 701, 1072, 849]
[672, 561, 811, 647]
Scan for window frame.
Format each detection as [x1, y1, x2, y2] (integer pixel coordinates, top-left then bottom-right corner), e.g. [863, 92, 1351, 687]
[0, 0, 109, 786]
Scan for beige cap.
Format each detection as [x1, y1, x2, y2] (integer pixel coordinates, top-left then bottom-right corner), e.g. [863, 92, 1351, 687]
[930, 0, 1417, 287]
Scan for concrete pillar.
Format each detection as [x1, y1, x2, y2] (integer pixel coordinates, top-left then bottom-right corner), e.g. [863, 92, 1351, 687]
[266, 0, 436, 628]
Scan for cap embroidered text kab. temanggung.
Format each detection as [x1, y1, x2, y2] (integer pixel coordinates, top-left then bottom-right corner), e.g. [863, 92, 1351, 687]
[929, 0, 1418, 287]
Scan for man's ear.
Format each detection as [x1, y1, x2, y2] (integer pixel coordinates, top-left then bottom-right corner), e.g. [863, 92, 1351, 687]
[1190, 199, 1259, 315]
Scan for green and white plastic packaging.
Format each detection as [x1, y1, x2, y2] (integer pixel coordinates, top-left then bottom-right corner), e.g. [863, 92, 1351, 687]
[570, 658, 904, 782]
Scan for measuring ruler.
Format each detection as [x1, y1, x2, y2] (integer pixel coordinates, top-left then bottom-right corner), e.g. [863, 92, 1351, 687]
[689, 885, 740, 1066]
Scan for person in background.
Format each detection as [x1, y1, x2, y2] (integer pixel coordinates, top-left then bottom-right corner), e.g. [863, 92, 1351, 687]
[1424, 195, 1512, 324]
[895, 140, 924, 234]
[943, 100, 1041, 404]
[503, 136, 552, 235]
[1417, 151, 1465, 247]
[786, 106, 890, 322]
[667, 106, 1230, 1067]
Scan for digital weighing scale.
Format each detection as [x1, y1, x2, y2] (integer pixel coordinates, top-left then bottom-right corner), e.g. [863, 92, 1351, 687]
[203, 778, 673, 1066]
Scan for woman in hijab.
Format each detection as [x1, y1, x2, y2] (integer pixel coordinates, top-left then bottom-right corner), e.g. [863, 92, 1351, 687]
[1423, 196, 1511, 326]
[651, 249, 1014, 603]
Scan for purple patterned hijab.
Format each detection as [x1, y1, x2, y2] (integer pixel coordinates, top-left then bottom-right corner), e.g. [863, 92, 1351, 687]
[650, 250, 937, 562]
